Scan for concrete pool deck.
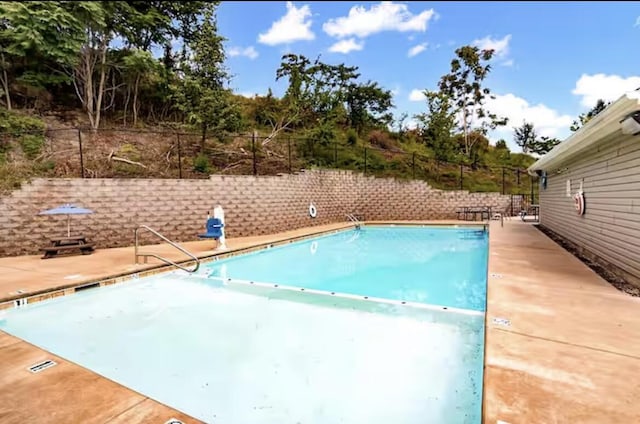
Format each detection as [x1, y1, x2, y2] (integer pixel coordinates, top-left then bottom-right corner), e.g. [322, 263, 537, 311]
[0, 219, 639, 423]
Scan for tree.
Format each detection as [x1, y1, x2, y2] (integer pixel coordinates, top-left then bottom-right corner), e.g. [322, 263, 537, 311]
[493, 139, 511, 164]
[178, 5, 240, 146]
[0, 1, 100, 111]
[495, 139, 508, 150]
[415, 90, 457, 162]
[513, 121, 537, 154]
[570, 99, 610, 132]
[345, 80, 393, 135]
[275, 53, 392, 143]
[514, 121, 561, 155]
[532, 136, 560, 155]
[437, 45, 508, 157]
[122, 49, 161, 126]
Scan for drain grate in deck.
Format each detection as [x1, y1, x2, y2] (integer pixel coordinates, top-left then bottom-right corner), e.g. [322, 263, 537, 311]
[28, 359, 57, 373]
[492, 317, 511, 327]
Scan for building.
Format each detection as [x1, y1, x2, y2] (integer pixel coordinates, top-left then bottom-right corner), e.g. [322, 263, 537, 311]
[528, 91, 640, 286]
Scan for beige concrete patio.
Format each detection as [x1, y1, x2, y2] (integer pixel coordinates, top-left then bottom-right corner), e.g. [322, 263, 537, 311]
[0, 219, 638, 423]
[485, 220, 640, 423]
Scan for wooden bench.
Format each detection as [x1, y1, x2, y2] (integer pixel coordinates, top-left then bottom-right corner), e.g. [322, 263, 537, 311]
[40, 243, 95, 259]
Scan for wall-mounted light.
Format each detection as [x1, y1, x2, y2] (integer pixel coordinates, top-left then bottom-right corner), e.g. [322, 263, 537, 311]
[620, 110, 640, 136]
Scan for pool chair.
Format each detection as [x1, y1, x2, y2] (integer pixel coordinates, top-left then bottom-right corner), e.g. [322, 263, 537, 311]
[198, 217, 224, 248]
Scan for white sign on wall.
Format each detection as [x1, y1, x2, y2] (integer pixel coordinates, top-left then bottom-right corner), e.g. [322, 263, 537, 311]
[566, 179, 571, 197]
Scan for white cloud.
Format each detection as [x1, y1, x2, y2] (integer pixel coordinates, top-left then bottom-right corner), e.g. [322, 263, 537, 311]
[323, 2, 436, 38]
[258, 2, 315, 46]
[501, 59, 514, 67]
[408, 43, 428, 57]
[408, 89, 425, 102]
[572, 73, 640, 108]
[472, 34, 512, 58]
[635, 16, 640, 27]
[486, 93, 573, 141]
[328, 38, 364, 54]
[228, 46, 259, 60]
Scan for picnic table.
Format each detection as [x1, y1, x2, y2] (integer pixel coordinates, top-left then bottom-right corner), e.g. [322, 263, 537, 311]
[40, 235, 95, 259]
[456, 206, 492, 221]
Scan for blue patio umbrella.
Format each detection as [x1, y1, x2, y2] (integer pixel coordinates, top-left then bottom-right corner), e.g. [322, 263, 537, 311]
[38, 204, 94, 237]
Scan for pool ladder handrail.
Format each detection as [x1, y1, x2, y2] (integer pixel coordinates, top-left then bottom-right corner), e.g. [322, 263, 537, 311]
[134, 225, 200, 273]
[346, 213, 362, 229]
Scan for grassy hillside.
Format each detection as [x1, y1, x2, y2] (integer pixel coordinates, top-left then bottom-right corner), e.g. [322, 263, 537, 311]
[0, 108, 538, 198]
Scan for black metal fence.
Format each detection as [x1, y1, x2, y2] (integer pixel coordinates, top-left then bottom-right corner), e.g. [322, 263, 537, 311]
[1, 127, 538, 198]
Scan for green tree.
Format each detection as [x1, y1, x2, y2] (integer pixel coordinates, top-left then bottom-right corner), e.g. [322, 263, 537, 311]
[345, 80, 393, 135]
[570, 99, 610, 132]
[532, 136, 561, 155]
[122, 49, 161, 126]
[493, 139, 511, 164]
[437, 45, 508, 157]
[178, 5, 240, 146]
[0, 1, 100, 110]
[495, 139, 508, 150]
[415, 90, 457, 162]
[513, 121, 537, 154]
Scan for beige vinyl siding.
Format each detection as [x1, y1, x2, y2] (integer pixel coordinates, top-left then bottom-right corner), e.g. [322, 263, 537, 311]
[540, 132, 640, 284]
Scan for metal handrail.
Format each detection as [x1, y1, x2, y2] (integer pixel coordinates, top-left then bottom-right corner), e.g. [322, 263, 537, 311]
[346, 213, 362, 229]
[134, 225, 200, 273]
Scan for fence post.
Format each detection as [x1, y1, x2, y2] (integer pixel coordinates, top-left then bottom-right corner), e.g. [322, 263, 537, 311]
[334, 141, 338, 165]
[502, 167, 506, 195]
[412, 152, 416, 179]
[252, 130, 257, 176]
[287, 137, 292, 173]
[77, 129, 85, 178]
[176, 133, 183, 179]
[364, 147, 367, 176]
[459, 164, 464, 190]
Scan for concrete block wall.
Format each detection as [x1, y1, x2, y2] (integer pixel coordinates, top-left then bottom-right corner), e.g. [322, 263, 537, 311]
[0, 170, 510, 256]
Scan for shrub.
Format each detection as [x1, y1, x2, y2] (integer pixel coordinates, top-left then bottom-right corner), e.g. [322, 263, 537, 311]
[346, 129, 358, 146]
[193, 153, 211, 174]
[117, 143, 141, 161]
[0, 108, 45, 136]
[367, 129, 396, 150]
[19, 134, 45, 159]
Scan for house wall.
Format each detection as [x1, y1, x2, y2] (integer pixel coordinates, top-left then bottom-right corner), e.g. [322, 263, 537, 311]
[0, 170, 511, 256]
[539, 132, 640, 286]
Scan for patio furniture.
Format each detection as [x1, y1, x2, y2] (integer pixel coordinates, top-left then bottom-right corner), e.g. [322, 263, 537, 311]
[520, 204, 540, 222]
[40, 235, 95, 259]
[467, 206, 492, 221]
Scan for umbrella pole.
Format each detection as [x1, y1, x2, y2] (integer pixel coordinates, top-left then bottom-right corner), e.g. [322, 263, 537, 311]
[67, 214, 70, 237]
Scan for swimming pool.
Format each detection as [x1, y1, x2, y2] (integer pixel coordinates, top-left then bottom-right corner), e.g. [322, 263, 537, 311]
[0, 225, 488, 423]
[206, 225, 488, 311]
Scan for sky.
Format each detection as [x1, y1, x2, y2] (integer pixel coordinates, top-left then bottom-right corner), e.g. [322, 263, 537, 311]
[216, 1, 640, 151]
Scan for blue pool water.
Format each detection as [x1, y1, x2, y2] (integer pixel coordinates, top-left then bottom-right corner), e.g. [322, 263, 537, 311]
[205, 225, 488, 311]
[0, 225, 488, 423]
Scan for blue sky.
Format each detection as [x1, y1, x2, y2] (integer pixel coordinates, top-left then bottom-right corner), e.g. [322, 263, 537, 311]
[216, 1, 640, 150]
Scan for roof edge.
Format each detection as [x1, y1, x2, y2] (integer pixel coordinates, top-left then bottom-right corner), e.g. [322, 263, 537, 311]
[528, 91, 640, 175]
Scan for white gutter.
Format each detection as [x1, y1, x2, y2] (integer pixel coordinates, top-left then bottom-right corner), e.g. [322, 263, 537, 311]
[528, 91, 640, 175]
